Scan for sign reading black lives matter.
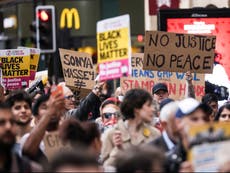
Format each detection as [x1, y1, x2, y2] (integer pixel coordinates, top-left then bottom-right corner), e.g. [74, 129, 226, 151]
[143, 31, 216, 73]
[59, 48, 95, 90]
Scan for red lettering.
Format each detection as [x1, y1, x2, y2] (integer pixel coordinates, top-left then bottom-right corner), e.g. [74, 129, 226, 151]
[194, 85, 205, 97]
[179, 84, 186, 95]
[168, 83, 176, 95]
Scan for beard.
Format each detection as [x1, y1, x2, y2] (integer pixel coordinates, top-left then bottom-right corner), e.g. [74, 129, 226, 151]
[0, 131, 16, 154]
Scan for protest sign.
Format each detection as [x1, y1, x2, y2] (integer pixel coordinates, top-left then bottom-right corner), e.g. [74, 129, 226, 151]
[0, 49, 30, 90]
[59, 48, 95, 102]
[43, 131, 69, 161]
[120, 53, 205, 100]
[187, 122, 230, 172]
[97, 14, 131, 81]
[143, 31, 216, 73]
[18, 47, 40, 81]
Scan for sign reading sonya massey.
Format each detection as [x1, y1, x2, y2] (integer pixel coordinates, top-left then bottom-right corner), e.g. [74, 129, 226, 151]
[143, 31, 216, 73]
[0, 49, 30, 90]
[59, 48, 95, 90]
[97, 14, 131, 81]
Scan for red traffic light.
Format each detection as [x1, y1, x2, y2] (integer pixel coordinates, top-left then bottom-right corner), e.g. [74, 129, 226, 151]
[37, 10, 49, 22]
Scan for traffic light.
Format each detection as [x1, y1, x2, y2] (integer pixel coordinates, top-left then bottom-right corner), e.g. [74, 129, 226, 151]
[36, 5, 56, 53]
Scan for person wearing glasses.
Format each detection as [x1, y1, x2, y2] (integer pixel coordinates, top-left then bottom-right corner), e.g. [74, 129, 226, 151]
[96, 97, 121, 133]
[57, 82, 76, 111]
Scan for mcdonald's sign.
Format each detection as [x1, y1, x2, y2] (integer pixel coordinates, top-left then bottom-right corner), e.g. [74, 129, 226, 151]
[60, 8, 80, 30]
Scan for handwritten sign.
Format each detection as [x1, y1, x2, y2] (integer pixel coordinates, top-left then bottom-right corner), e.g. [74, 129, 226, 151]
[59, 48, 95, 91]
[187, 122, 230, 172]
[0, 49, 30, 90]
[97, 14, 131, 80]
[143, 31, 216, 73]
[120, 53, 205, 100]
[43, 131, 69, 161]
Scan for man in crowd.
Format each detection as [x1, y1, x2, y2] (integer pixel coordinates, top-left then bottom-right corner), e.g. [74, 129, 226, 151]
[0, 102, 41, 172]
[5, 90, 33, 142]
[202, 93, 218, 121]
[66, 80, 114, 121]
[20, 90, 65, 164]
[150, 101, 179, 152]
[152, 83, 169, 104]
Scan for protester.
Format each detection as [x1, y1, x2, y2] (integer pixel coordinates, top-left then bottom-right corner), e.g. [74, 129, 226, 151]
[96, 97, 121, 133]
[59, 119, 102, 157]
[66, 80, 113, 121]
[5, 90, 33, 142]
[150, 101, 179, 152]
[0, 102, 42, 172]
[185, 71, 195, 98]
[152, 82, 169, 104]
[20, 91, 65, 164]
[151, 99, 162, 132]
[152, 71, 194, 104]
[115, 145, 165, 173]
[57, 82, 76, 111]
[168, 97, 212, 173]
[202, 93, 218, 121]
[114, 86, 125, 102]
[214, 102, 230, 122]
[101, 88, 160, 167]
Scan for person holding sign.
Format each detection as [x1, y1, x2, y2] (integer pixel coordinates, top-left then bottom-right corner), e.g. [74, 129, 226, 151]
[66, 80, 114, 121]
[152, 71, 195, 104]
[20, 90, 65, 164]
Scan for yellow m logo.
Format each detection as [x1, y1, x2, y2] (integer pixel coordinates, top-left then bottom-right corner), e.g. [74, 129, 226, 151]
[60, 8, 80, 30]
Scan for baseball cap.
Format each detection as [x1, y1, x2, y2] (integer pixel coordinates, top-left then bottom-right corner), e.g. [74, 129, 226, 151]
[175, 98, 212, 118]
[152, 83, 168, 94]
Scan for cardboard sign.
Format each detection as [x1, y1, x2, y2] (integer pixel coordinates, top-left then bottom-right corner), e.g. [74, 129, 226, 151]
[43, 131, 69, 161]
[59, 48, 95, 91]
[143, 31, 216, 73]
[120, 53, 205, 101]
[187, 122, 230, 172]
[0, 49, 30, 90]
[97, 14, 131, 80]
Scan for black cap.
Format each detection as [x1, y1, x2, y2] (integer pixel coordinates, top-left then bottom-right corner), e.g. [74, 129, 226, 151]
[152, 83, 168, 94]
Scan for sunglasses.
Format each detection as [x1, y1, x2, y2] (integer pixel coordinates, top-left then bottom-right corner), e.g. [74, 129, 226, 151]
[64, 95, 75, 100]
[102, 112, 119, 119]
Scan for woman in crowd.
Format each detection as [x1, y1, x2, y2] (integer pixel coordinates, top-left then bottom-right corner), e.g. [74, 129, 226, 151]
[101, 88, 160, 167]
[214, 102, 230, 122]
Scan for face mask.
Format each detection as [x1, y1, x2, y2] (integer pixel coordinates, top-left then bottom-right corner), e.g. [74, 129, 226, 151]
[118, 95, 124, 102]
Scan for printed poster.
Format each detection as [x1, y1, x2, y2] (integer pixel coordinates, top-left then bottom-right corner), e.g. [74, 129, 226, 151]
[97, 14, 131, 81]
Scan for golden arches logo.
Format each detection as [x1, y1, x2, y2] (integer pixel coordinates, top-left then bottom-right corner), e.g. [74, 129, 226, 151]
[60, 8, 80, 29]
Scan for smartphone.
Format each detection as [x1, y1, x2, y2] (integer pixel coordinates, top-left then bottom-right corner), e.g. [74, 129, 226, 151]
[51, 85, 63, 97]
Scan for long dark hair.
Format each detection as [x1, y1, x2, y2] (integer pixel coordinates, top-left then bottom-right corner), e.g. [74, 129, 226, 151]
[214, 103, 230, 121]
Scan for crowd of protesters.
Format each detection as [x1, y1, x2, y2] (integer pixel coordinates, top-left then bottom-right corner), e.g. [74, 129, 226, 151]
[0, 72, 230, 172]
